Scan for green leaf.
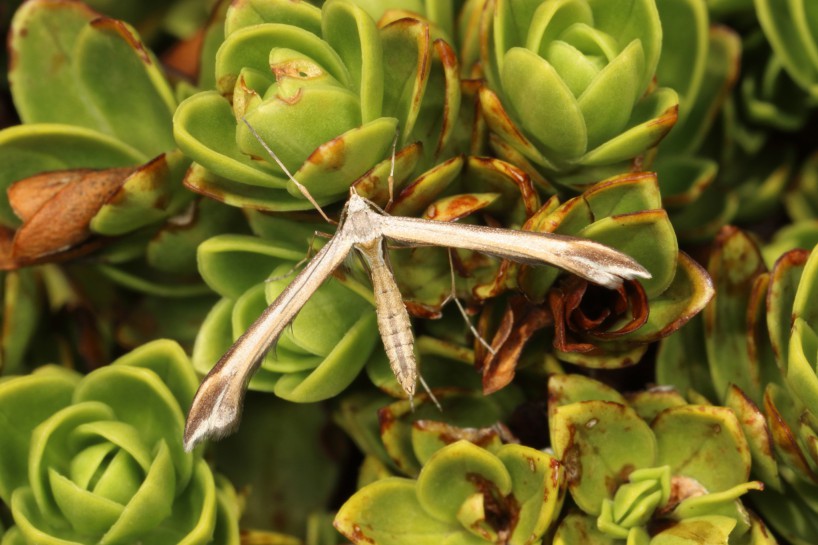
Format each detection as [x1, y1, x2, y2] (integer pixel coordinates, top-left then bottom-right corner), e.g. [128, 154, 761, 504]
[550, 400, 656, 515]
[335, 477, 461, 545]
[755, 0, 818, 96]
[497, 444, 564, 545]
[173, 91, 289, 188]
[110, 339, 199, 416]
[416, 440, 512, 524]
[73, 367, 191, 487]
[723, 385, 781, 490]
[0, 373, 78, 502]
[500, 47, 586, 159]
[9, 1, 176, 155]
[578, 40, 644, 150]
[225, 0, 323, 37]
[323, 0, 383, 123]
[90, 150, 193, 236]
[580, 87, 678, 167]
[649, 515, 735, 545]
[273, 311, 378, 402]
[653, 406, 751, 492]
[704, 228, 768, 402]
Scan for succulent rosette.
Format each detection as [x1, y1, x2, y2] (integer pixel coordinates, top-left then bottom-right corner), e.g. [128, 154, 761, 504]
[548, 374, 774, 545]
[478, 0, 679, 188]
[656, 230, 818, 544]
[335, 439, 565, 545]
[332, 382, 563, 544]
[0, 340, 239, 544]
[754, 0, 818, 98]
[334, 386, 524, 479]
[173, 0, 460, 212]
[481, 171, 713, 372]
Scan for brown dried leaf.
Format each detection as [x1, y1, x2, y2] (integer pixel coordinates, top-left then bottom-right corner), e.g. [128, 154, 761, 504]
[549, 277, 649, 352]
[481, 296, 551, 394]
[11, 167, 134, 263]
[8, 169, 93, 221]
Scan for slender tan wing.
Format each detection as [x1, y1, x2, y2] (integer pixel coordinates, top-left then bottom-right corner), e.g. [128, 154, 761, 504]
[379, 216, 651, 289]
[184, 232, 355, 450]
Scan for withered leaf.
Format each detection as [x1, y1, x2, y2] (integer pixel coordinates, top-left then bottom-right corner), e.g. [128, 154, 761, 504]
[548, 277, 649, 353]
[10, 167, 135, 264]
[480, 295, 551, 395]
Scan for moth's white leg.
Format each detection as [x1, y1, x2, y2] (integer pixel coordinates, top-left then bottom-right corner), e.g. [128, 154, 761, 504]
[444, 248, 497, 356]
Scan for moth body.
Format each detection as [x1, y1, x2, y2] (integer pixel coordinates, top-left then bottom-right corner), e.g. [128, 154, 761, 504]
[356, 238, 417, 398]
[183, 191, 652, 451]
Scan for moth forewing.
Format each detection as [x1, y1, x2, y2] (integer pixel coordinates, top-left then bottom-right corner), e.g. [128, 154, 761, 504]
[378, 215, 652, 289]
[183, 230, 355, 451]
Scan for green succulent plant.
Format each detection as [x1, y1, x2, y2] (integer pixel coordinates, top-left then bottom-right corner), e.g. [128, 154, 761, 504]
[0, 0, 249, 368]
[344, 0, 487, 77]
[174, 0, 461, 212]
[502, 171, 712, 370]
[754, 0, 818, 98]
[0, 340, 239, 544]
[478, 0, 679, 189]
[650, 0, 742, 242]
[657, 229, 818, 544]
[6, 0, 818, 542]
[335, 439, 565, 545]
[548, 374, 774, 545]
[334, 386, 524, 479]
[784, 151, 818, 223]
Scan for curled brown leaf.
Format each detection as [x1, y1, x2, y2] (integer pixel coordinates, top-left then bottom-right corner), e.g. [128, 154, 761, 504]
[548, 276, 649, 353]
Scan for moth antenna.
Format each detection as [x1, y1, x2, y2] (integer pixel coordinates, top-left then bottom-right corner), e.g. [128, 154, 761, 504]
[241, 116, 334, 225]
[418, 374, 442, 411]
[386, 128, 399, 210]
[446, 249, 496, 356]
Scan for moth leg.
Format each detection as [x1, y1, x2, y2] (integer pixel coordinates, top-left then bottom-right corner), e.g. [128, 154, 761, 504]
[385, 128, 399, 211]
[444, 249, 496, 356]
[417, 373, 442, 411]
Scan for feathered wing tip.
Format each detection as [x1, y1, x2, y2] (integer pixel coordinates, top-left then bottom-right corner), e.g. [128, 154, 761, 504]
[183, 375, 244, 452]
[560, 239, 652, 289]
